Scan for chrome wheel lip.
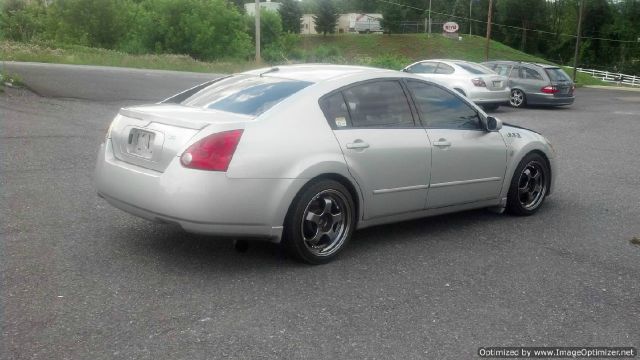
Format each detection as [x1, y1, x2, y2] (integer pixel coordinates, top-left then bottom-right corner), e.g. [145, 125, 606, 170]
[301, 189, 351, 257]
[510, 89, 524, 107]
[517, 160, 547, 210]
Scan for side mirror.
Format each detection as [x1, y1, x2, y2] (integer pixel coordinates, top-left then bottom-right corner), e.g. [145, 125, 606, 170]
[402, 68, 409, 72]
[486, 116, 502, 131]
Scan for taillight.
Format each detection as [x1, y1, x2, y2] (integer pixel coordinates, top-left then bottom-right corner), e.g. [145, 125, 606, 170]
[180, 129, 243, 171]
[471, 78, 486, 87]
[541, 86, 559, 94]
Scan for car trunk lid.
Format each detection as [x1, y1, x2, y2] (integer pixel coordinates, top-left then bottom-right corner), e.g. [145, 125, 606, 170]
[482, 74, 508, 91]
[109, 104, 253, 172]
[545, 68, 574, 97]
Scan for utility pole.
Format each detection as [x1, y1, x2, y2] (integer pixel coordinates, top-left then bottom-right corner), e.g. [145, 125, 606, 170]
[255, 0, 261, 63]
[572, 0, 585, 82]
[484, 0, 493, 61]
[469, 0, 472, 36]
[427, 0, 432, 36]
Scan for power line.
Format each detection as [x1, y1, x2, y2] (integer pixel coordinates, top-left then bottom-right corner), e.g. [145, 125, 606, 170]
[374, 0, 640, 44]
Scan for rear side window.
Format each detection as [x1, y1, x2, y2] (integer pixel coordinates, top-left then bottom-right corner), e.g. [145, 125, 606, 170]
[180, 75, 312, 116]
[435, 63, 455, 74]
[545, 68, 571, 82]
[406, 62, 438, 74]
[520, 67, 544, 80]
[342, 80, 415, 128]
[319, 93, 351, 129]
[407, 81, 481, 130]
[491, 64, 512, 77]
[454, 62, 492, 75]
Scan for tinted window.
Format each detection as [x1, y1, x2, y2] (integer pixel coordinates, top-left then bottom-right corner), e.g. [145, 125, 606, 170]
[520, 67, 544, 80]
[491, 64, 512, 77]
[407, 81, 481, 130]
[319, 93, 351, 129]
[435, 63, 455, 74]
[454, 62, 492, 75]
[180, 75, 311, 116]
[545, 68, 571, 82]
[407, 62, 438, 74]
[342, 81, 414, 128]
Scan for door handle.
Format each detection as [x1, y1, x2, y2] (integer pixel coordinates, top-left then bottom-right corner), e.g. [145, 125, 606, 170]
[433, 138, 451, 148]
[346, 140, 370, 149]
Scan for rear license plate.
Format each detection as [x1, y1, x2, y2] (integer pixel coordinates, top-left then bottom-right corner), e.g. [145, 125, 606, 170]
[128, 129, 155, 158]
[493, 80, 502, 87]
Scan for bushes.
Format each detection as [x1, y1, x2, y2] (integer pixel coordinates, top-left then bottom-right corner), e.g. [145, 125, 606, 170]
[1, 0, 252, 61]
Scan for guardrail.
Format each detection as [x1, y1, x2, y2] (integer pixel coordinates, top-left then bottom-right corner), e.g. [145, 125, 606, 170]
[576, 68, 640, 87]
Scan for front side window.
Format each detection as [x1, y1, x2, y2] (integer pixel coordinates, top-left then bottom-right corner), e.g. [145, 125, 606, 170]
[407, 81, 481, 130]
[341, 80, 415, 128]
[180, 75, 312, 116]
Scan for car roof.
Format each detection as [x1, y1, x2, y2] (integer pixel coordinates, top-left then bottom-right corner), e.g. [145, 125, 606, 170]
[483, 60, 559, 69]
[241, 64, 399, 83]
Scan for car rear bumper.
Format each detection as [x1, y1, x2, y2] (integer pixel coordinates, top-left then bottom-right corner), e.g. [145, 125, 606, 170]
[527, 93, 575, 106]
[468, 88, 510, 105]
[95, 140, 304, 242]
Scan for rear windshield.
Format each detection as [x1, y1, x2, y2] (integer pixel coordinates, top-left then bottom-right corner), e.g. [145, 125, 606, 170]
[180, 75, 312, 116]
[454, 62, 493, 75]
[545, 68, 571, 82]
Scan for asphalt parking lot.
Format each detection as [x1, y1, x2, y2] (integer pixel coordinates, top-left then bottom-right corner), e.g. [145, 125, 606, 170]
[1, 86, 639, 359]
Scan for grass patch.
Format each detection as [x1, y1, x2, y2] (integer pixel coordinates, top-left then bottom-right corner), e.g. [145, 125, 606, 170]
[0, 41, 259, 73]
[0, 36, 610, 88]
[1, 71, 25, 91]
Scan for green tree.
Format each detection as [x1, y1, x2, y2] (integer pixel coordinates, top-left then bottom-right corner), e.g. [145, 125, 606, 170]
[0, 0, 47, 42]
[314, 0, 338, 36]
[247, 9, 283, 49]
[381, 4, 403, 34]
[279, 0, 302, 34]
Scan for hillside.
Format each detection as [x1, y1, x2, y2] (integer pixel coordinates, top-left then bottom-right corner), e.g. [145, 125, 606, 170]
[300, 34, 545, 64]
[1, 35, 604, 85]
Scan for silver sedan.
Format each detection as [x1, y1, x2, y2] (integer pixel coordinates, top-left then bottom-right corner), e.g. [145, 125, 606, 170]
[95, 65, 556, 264]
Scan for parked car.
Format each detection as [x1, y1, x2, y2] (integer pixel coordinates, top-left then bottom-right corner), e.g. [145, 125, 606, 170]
[483, 61, 575, 108]
[95, 65, 556, 264]
[402, 59, 510, 110]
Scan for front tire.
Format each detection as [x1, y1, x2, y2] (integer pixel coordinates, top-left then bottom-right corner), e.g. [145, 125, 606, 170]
[510, 89, 526, 108]
[506, 153, 550, 216]
[283, 180, 356, 264]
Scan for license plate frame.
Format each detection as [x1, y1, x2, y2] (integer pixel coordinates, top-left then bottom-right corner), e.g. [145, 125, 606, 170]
[127, 128, 155, 159]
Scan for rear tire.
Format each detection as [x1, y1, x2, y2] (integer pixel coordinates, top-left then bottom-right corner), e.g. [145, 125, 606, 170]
[510, 89, 526, 108]
[506, 153, 550, 216]
[283, 180, 356, 264]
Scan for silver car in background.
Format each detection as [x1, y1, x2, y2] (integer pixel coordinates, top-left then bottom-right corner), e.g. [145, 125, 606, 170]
[483, 61, 575, 108]
[95, 65, 556, 264]
[402, 59, 510, 110]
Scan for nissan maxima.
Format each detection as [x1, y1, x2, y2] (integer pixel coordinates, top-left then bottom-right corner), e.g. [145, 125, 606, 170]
[95, 65, 556, 264]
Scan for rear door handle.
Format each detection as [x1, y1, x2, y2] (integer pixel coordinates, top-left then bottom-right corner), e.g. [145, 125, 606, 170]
[346, 140, 370, 149]
[433, 138, 451, 148]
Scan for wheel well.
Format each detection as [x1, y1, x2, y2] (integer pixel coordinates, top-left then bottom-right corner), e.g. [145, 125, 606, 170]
[529, 150, 552, 194]
[313, 173, 361, 220]
[285, 173, 362, 227]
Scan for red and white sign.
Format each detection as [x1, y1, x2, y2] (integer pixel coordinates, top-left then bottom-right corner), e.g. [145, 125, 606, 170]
[443, 22, 460, 33]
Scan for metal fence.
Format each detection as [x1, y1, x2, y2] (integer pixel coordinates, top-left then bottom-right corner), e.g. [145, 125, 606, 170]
[576, 68, 640, 87]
